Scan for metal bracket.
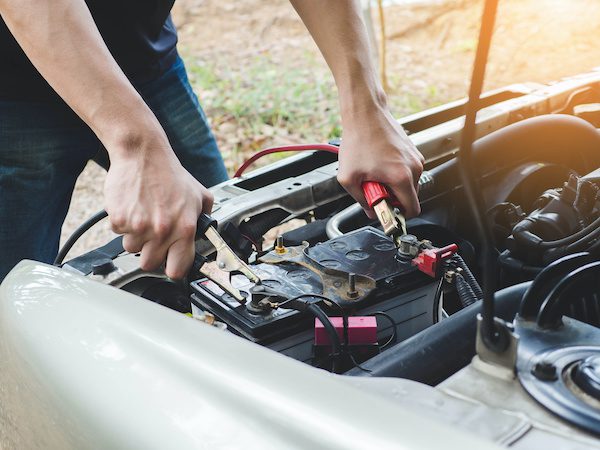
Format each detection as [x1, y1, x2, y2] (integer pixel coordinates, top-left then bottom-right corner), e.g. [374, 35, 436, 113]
[259, 242, 376, 307]
[475, 314, 520, 371]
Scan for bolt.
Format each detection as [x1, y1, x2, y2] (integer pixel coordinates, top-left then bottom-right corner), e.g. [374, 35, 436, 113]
[398, 234, 419, 257]
[347, 272, 358, 298]
[532, 361, 558, 382]
[218, 261, 226, 269]
[444, 270, 456, 284]
[275, 235, 286, 254]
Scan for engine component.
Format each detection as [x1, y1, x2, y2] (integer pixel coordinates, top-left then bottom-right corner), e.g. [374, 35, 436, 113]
[507, 173, 600, 265]
[190, 227, 442, 366]
[478, 255, 600, 436]
[258, 240, 377, 307]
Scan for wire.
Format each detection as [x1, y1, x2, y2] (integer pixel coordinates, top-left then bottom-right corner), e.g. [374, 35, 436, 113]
[372, 311, 398, 349]
[54, 209, 108, 265]
[279, 293, 342, 310]
[453, 255, 484, 301]
[306, 303, 341, 372]
[280, 293, 385, 372]
[514, 215, 600, 249]
[234, 144, 339, 178]
[560, 223, 600, 252]
[349, 354, 373, 373]
[277, 293, 342, 370]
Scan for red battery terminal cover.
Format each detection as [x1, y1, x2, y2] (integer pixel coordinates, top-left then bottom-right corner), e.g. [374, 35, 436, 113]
[314, 316, 378, 346]
[412, 243, 459, 278]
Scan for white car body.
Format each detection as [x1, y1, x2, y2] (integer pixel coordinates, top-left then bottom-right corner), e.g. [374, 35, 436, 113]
[0, 261, 493, 449]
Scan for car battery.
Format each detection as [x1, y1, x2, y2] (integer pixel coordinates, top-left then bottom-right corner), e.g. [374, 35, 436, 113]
[190, 227, 440, 348]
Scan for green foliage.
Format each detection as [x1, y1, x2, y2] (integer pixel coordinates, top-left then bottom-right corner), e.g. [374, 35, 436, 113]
[186, 52, 340, 157]
[183, 50, 445, 172]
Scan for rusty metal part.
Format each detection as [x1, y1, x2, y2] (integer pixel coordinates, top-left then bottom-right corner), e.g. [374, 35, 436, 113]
[347, 273, 358, 298]
[275, 235, 286, 254]
[394, 208, 408, 237]
[372, 200, 407, 245]
[259, 242, 376, 306]
[397, 234, 420, 258]
[204, 226, 260, 284]
[199, 261, 247, 304]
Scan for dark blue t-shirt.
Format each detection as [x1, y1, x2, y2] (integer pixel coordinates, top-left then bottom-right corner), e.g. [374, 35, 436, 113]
[0, 0, 178, 100]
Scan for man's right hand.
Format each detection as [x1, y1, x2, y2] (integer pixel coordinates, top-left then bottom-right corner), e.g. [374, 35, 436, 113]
[104, 133, 213, 280]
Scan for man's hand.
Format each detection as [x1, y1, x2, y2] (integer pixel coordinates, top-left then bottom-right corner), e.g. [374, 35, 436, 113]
[337, 105, 424, 219]
[290, 0, 423, 218]
[104, 134, 213, 280]
[0, 0, 210, 278]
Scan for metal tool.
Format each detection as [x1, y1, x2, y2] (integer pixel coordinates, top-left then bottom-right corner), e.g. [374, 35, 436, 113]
[362, 181, 407, 245]
[196, 213, 260, 303]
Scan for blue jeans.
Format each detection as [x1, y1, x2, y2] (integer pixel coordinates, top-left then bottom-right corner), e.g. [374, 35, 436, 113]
[0, 55, 228, 281]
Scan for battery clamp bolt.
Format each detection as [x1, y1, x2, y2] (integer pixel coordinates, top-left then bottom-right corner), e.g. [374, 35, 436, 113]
[347, 272, 359, 298]
[275, 235, 287, 254]
[398, 234, 420, 258]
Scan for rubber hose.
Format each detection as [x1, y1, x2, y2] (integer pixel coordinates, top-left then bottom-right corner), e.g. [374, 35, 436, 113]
[455, 273, 478, 307]
[454, 254, 483, 300]
[512, 215, 600, 249]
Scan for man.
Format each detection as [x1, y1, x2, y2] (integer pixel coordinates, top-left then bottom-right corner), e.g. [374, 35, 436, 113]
[0, 0, 424, 281]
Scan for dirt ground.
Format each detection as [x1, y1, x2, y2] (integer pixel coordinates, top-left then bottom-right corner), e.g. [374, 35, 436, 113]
[61, 0, 600, 259]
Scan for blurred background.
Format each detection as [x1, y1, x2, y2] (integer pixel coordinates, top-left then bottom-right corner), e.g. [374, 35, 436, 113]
[61, 0, 600, 256]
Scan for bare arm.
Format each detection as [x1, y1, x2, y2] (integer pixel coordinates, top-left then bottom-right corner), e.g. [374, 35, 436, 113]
[0, 0, 211, 278]
[290, 0, 424, 217]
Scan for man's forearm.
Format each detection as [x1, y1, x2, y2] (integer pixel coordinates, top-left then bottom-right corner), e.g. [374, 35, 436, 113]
[0, 0, 164, 153]
[290, 0, 424, 218]
[289, 0, 386, 120]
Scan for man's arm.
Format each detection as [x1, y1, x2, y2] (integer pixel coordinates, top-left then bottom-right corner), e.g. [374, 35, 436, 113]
[290, 0, 424, 218]
[0, 0, 210, 279]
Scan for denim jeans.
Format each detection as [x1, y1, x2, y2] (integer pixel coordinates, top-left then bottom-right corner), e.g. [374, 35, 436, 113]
[0, 55, 228, 280]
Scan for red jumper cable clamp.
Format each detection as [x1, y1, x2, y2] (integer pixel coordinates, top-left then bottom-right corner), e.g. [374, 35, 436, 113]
[362, 181, 407, 244]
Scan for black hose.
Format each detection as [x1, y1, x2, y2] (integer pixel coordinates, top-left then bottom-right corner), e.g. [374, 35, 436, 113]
[456, 0, 503, 351]
[537, 261, 600, 329]
[497, 250, 542, 276]
[513, 215, 600, 249]
[455, 273, 478, 308]
[541, 227, 600, 263]
[54, 209, 108, 265]
[453, 254, 483, 300]
[346, 282, 529, 384]
[587, 238, 600, 255]
[518, 252, 592, 320]
[562, 225, 600, 252]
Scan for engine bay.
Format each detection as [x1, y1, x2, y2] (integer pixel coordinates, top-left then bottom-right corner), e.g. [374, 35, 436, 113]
[56, 70, 600, 446]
